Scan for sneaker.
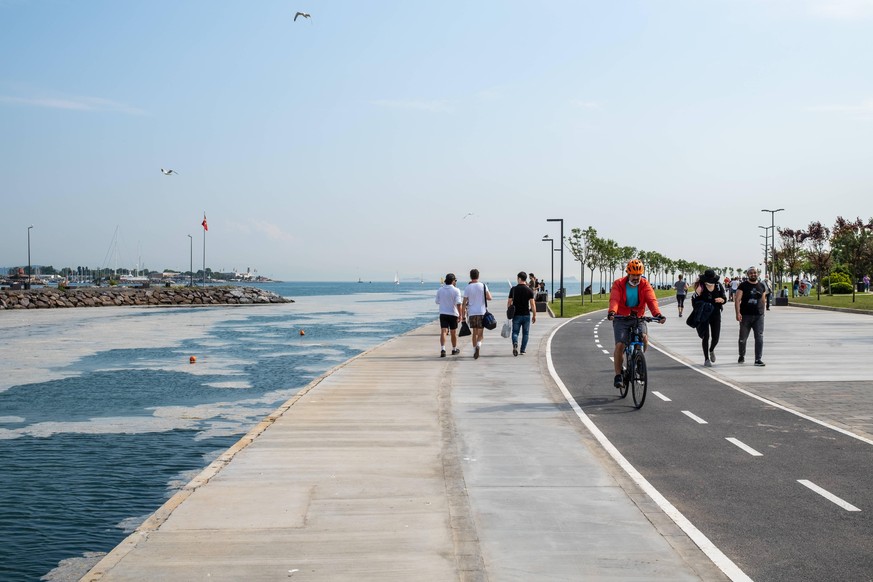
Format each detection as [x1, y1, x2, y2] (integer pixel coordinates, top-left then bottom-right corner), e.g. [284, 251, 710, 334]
[709, 351, 716, 362]
[738, 356, 745, 364]
[451, 349, 460, 355]
[440, 349, 446, 358]
[613, 374, 623, 388]
[513, 343, 518, 357]
[755, 360, 766, 367]
[474, 346, 480, 360]
[704, 359, 712, 367]
[519, 350, 525, 355]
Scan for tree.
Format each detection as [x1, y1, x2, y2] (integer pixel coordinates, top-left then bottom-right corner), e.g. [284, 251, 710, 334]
[777, 228, 806, 297]
[568, 227, 597, 303]
[804, 221, 831, 300]
[831, 216, 873, 303]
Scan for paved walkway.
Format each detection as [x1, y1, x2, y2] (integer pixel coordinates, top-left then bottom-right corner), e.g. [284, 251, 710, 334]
[83, 303, 873, 581]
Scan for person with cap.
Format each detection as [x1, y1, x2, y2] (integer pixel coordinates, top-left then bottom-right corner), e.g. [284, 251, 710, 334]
[435, 273, 464, 357]
[607, 258, 665, 389]
[507, 271, 537, 356]
[735, 266, 768, 366]
[690, 269, 727, 367]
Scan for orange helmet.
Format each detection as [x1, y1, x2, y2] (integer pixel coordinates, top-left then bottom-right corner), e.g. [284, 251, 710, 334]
[626, 259, 644, 275]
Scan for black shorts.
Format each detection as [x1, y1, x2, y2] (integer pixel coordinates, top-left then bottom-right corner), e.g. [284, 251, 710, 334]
[676, 294, 686, 307]
[439, 314, 459, 330]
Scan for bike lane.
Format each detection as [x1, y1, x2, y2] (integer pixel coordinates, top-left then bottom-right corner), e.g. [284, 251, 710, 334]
[550, 312, 873, 582]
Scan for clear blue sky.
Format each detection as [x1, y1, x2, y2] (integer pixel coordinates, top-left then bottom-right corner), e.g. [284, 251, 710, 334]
[2, 0, 871, 282]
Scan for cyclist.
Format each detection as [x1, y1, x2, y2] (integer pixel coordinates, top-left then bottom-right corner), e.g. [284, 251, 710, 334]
[607, 259, 666, 389]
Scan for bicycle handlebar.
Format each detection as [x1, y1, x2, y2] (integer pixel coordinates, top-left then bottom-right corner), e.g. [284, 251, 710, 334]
[611, 314, 665, 323]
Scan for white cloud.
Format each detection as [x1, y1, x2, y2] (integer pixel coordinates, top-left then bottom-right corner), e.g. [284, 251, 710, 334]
[807, 0, 873, 19]
[570, 99, 600, 109]
[370, 99, 454, 113]
[0, 94, 146, 115]
[805, 99, 873, 120]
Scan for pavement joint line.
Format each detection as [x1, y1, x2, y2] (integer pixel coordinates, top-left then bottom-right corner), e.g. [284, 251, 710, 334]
[648, 340, 873, 448]
[797, 480, 862, 512]
[546, 316, 753, 582]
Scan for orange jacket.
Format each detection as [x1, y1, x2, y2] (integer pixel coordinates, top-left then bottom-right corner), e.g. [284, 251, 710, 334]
[609, 276, 662, 318]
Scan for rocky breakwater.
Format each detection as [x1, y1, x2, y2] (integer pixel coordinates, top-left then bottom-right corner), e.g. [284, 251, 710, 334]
[0, 286, 293, 310]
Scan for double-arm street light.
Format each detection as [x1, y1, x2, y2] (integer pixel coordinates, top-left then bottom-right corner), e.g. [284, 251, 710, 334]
[761, 209, 785, 282]
[26, 225, 33, 289]
[547, 218, 564, 317]
[758, 225, 772, 278]
[541, 236, 555, 303]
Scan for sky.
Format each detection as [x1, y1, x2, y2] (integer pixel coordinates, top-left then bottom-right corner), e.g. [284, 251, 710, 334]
[2, 0, 872, 282]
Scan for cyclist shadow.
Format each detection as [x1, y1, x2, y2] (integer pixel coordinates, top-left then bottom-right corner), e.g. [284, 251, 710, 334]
[579, 395, 641, 414]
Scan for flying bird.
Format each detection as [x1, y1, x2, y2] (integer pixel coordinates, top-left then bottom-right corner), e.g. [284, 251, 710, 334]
[462, 212, 474, 219]
[294, 11, 311, 21]
[161, 168, 178, 176]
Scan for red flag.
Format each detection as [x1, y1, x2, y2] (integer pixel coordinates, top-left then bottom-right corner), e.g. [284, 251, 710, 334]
[202, 214, 208, 231]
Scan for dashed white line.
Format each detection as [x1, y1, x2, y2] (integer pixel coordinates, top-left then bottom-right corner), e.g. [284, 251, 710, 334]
[601, 349, 610, 354]
[798, 480, 861, 512]
[652, 391, 671, 402]
[726, 437, 763, 457]
[682, 410, 708, 424]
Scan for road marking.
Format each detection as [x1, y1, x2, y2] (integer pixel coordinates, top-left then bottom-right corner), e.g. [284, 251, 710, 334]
[546, 319, 752, 582]
[726, 437, 763, 457]
[601, 349, 610, 354]
[652, 391, 671, 402]
[798, 480, 861, 512]
[682, 410, 708, 424]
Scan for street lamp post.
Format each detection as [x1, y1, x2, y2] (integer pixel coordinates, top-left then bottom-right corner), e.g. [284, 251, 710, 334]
[762, 209, 784, 284]
[187, 234, 193, 287]
[547, 218, 564, 317]
[541, 236, 555, 303]
[26, 225, 33, 289]
[758, 225, 771, 278]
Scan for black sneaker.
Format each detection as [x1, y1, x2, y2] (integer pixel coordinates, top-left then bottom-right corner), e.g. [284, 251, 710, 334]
[451, 349, 460, 355]
[755, 360, 766, 367]
[474, 346, 480, 360]
[709, 351, 716, 362]
[519, 350, 525, 355]
[440, 350, 446, 358]
[513, 343, 518, 357]
[738, 356, 745, 364]
[613, 374, 623, 388]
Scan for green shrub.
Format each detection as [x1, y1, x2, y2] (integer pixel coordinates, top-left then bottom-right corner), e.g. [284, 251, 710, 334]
[830, 282, 854, 294]
[822, 272, 852, 289]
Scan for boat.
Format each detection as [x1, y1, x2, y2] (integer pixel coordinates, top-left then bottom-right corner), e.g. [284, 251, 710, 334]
[394, 273, 400, 285]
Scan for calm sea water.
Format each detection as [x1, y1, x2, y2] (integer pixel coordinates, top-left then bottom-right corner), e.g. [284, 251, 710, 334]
[0, 281, 458, 582]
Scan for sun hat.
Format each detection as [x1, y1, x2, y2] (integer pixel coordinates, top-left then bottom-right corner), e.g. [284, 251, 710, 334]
[703, 269, 719, 284]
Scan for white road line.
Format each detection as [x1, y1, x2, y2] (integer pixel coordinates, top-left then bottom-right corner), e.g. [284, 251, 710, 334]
[652, 391, 671, 402]
[798, 480, 861, 512]
[725, 437, 763, 457]
[595, 344, 603, 349]
[546, 319, 752, 582]
[601, 349, 610, 354]
[682, 410, 708, 424]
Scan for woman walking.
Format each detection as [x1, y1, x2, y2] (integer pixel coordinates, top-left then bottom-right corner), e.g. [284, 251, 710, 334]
[691, 269, 727, 367]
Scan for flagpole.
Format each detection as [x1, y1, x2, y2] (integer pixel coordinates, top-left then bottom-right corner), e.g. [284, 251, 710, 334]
[202, 212, 207, 286]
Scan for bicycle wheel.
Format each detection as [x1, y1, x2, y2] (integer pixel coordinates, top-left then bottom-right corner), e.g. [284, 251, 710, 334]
[618, 351, 629, 399]
[631, 349, 648, 409]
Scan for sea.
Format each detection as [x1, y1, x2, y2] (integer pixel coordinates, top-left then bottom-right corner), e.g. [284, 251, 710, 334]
[0, 279, 591, 581]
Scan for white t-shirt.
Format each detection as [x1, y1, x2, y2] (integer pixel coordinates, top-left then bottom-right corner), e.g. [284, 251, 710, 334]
[463, 282, 487, 316]
[435, 284, 462, 316]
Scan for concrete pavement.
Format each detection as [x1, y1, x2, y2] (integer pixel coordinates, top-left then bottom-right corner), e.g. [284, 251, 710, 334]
[83, 302, 873, 581]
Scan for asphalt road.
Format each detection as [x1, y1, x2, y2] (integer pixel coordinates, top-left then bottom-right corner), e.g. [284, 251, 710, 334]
[551, 314, 873, 582]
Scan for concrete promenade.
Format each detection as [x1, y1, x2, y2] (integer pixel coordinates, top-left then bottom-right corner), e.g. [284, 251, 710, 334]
[83, 303, 873, 581]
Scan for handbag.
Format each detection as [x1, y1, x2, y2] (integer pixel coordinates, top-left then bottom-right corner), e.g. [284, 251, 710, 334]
[500, 320, 512, 338]
[506, 304, 516, 320]
[482, 284, 498, 330]
[459, 320, 472, 337]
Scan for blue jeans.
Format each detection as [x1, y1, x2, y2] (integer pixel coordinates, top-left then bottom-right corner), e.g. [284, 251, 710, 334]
[511, 315, 532, 352]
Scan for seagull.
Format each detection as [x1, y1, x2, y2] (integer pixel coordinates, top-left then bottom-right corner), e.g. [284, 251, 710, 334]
[294, 11, 311, 21]
[462, 212, 474, 219]
[160, 168, 178, 176]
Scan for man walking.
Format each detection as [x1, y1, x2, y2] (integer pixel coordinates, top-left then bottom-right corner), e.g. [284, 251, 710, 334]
[435, 273, 464, 357]
[507, 271, 537, 356]
[735, 266, 768, 366]
[674, 274, 689, 317]
[463, 268, 492, 359]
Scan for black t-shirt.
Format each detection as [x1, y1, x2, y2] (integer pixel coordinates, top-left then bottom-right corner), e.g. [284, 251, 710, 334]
[738, 280, 766, 315]
[509, 284, 535, 316]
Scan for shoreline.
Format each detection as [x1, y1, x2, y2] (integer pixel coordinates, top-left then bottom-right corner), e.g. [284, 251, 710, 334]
[0, 286, 292, 310]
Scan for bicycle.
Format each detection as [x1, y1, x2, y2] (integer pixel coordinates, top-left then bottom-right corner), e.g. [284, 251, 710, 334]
[613, 313, 663, 409]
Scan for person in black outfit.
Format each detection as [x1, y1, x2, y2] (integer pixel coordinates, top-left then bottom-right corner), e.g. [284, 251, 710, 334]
[691, 269, 727, 367]
[508, 271, 537, 356]
[735, 266, 768, 366]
